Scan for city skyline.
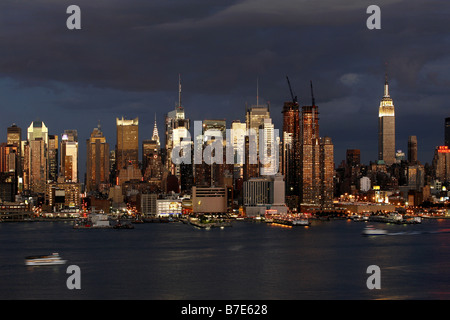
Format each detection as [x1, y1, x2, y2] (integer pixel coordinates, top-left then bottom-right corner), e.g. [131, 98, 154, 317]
[0, 0, 448, 177]
[0, 75, 446, 182]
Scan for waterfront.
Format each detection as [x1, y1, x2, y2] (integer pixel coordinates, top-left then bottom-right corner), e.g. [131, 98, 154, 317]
[0, 218, 450, 300]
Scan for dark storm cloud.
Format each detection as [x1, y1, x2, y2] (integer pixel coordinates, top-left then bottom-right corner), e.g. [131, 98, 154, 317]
[0, 0, 448, 167]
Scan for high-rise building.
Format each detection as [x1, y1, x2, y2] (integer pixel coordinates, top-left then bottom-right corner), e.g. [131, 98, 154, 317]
[48, 135, 58, 182]
[445, 117, 450, 147]
[320, 136, 334, 208]
[378, 74, 396, 165]
[7, 124, 22, 191]
[142, 116, 163, 184]
[408, 135, 418, 164]
[27, 120, 48, 144]
[282, 101, 300, 196]
[116, 117, 141, 185]
[433, 146, 450, 183]
[25, 121, 49, 193]
[299, 82, 334, 208]
[0, 143, 19, 174]
[7, 124, 21, 147]
[230, 120, 247, 179]
[245, 103, 270, 153]
[193, 119, 232, 187]
[259, 117, 278, 176]
[165, 76, 190, 179]
[60, 130, 78, 182]
[86, 124, 110, 193]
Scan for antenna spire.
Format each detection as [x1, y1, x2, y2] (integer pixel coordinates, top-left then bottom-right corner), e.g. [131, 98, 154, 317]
[178, 74, 182, 108]
[384, 63, 390, 97]
[256, 77, 259, 107]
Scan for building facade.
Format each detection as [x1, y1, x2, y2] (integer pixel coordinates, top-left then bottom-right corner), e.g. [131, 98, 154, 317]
[86, 124, 110, 193]
[116, 117, 140, 185]
[299, 83, 334, 208]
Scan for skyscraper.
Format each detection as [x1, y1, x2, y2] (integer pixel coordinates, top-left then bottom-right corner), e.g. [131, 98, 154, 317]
[116, 116, 141, 185]
[259, 117, 278, 176]
[7, 124, 21, 147]
[6, 123, 22, 178]
[282, 101, 300, 197]
[378, 74, 396, 165]
[245, 102, 271, 153]
[25, 121, 48, 193]
[408, 135, 418, 164]
[230, 120, 247, 179]
[86, 124, 110, 193]
[165, 76, 190, 179]
[299, 82, 334, 208]
[60, 130, 78, 182]
[48, 135, 58, 182]
[433, 146, 450, 183]
[142, 116, 163, 184]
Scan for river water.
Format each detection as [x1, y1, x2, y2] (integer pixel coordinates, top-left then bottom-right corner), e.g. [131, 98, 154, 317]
[1, 218, 449, 300]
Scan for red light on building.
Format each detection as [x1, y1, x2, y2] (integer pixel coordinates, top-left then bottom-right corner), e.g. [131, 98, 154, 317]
[438, 146, 450, 153]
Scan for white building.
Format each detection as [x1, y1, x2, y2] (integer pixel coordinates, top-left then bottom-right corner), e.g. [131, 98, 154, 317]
[156, 199, 182, 217]
[360, 176, 371, 192]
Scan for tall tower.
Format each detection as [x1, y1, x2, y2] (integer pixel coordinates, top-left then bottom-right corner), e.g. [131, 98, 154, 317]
[282, 98, 300, 197]
[299, 81, 334, 208]
[116, 117, 139, 171]
[116, 116, 141, 185]
[142, 115, 163, 184]
[165, 75, 190, 178]
[300, 84, 320, 206]
[86, 123, 110, 193]
[48, 135, 58, 182]
[60, 130, 78, 182]
[7, 123, 23, 182]
[408, 135, 418, 164]
[25, 121, 49, 193]
[152, 114, 160, 146]
[378, 73, 396, 165]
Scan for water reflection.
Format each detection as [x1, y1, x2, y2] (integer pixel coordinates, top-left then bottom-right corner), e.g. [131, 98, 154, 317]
[0, 219, 449, 299]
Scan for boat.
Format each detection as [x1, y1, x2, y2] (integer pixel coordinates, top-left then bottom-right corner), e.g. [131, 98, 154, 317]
[362, 225, 388, 236]
[25, 253, 67, 266]
[291, 218, 311, 226]
[73, 213, 112, 229]
[273, 216, 310, 227]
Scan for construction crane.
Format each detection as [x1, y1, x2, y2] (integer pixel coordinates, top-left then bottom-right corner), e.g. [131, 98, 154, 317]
[310, 80, 315, 106]
[286, 76, 297, 104]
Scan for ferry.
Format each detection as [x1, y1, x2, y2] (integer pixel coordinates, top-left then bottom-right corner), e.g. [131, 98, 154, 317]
[25, 253, 67, 266]
[291, 218, 311, 226]
[273, 216, 310, 227]
[73, 213, 112, 229]
[362, 225, 388, 236]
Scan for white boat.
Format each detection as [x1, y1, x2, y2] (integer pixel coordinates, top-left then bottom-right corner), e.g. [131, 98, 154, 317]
[291, 218, 311, 226]
[25, 253, 67, 266]
[362, 225, 387, 236]
[73, 213, 112, 229]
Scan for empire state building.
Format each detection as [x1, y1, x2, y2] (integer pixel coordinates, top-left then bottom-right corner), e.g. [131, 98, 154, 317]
[378, 74, 396, 165]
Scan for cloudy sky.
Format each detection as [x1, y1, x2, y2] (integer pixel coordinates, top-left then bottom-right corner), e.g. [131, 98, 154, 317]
[0, 0, 449, 177]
